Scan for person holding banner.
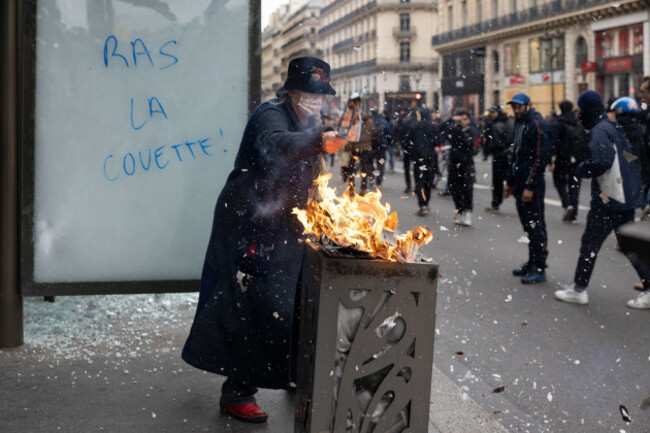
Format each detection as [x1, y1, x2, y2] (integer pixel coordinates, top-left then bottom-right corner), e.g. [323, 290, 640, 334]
[182, 57, 345, 423]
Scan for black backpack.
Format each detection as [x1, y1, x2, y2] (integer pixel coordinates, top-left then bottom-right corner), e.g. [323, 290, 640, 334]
[559, 119, 584, 162]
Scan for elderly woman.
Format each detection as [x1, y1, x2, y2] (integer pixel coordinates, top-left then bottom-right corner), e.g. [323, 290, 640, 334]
[182, 57, 345, 423]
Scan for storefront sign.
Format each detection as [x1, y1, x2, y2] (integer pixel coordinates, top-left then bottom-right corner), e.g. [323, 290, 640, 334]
[581, 61, 597, 73]
[605, 57, 632, 72]
[508, 75, 525, 85]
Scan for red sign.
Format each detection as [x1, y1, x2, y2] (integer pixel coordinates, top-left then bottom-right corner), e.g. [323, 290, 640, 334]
[509, 75, 525, 85]
[605, 57, 632, 72]
[581, 61, 597, 73]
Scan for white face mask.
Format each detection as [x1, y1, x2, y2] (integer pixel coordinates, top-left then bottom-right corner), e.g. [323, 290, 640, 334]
[295, 92, 324, 117]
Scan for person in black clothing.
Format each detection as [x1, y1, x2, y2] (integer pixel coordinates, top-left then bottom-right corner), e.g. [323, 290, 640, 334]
[370, 107, 391, 187]
[395, 109, 415, 193]
[547, 100, 586, 222]
[639, 76, 650, 216]
[441, 110, 477, 226]
[484, 105, 512, 213]
[504, 93, 550, 285]
[407, 107, 439, 216]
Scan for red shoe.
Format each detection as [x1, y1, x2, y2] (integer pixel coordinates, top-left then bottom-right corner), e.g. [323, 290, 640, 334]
[219, 401, 268, 423]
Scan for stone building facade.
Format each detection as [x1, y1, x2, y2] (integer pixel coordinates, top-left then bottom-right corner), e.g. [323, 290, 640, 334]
[319, 0, 440, 114]
[432, 0, 650, 117]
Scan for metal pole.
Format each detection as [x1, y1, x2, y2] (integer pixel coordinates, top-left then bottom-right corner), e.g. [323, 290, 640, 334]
[0, 0, 24, 348]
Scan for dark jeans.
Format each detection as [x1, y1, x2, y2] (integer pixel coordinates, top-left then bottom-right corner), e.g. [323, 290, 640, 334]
[221, 377, 258, 405]
[343, 150, 373, 192]
[574, 209, 650, 289]
[372, 147, 387, 186]
[403, 151, 413, 189]
[449, 161, 473, 214]
[414, 156, 436, 207]
[515, 185, 548, 269]
[553, 162, 580, 216]
[491, 155, 509, 209]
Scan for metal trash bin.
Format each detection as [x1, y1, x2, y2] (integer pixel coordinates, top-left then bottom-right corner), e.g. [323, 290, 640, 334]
[295, 242, 438, 433]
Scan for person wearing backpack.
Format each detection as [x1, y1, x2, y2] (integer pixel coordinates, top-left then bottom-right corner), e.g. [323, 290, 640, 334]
[555, 90, 650, 309]
[547, 100, 585, 222]
[484, 105, 512, 213]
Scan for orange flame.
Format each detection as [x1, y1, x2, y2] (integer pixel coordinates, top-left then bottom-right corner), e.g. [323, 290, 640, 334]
[292, 173, 433, 262]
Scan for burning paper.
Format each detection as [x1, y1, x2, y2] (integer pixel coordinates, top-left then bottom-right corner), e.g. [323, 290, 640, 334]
[292, 174, 432, 262]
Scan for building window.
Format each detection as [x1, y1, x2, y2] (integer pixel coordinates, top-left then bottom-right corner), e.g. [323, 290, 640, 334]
[504, 42, 520, 75]
[461, 1, 468, 27]
[492, 50, 499, 74]
[400, 0, 410, 3]
[491, 0, 498, 19]
[400, 41, 410, 62]
[399, 13, 410, 31]
[477, 0, 483, 23]
[455, 56, 462, 77]
[399, 75, 411, 91]
[529, 36, 564, 73]
[510, 0, 516, 13]
[575, 36, 588, 68]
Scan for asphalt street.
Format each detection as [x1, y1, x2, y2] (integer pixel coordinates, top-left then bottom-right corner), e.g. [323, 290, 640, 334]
[373, 155, 650, 433]
[2, 155, 649, 433]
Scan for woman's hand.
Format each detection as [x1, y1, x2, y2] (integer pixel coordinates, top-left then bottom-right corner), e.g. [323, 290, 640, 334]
[322, 131, 347, 154]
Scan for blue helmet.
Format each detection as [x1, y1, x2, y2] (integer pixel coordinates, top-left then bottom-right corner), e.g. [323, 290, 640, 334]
[610, 97, 639, 114]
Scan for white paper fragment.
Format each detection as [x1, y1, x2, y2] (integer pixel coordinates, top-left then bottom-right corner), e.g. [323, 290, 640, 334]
[505, 295, 512, 302]
[547, 392, 553, 402]
[517, 236, 530, 244]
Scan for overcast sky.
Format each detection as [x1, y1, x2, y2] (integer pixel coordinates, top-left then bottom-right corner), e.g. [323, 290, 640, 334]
[261, 0, 288, 29]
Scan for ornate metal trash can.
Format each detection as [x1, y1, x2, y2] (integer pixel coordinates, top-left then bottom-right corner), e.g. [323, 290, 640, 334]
[295, 242, 438, 433]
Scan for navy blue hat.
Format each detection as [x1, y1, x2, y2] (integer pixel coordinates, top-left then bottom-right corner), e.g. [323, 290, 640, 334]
[284, 57, 336, 96]
[577, 90, 604, 111]
[507, 93, 531, 105]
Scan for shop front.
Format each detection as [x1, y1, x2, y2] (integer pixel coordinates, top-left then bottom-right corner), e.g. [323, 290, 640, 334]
[441, 49, 485, 119]
[594, 21, 645, 102]
[384, 91, 426, 114]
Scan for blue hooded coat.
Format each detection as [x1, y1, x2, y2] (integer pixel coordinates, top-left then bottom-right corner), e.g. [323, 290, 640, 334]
[182, 98, 332, 389]
[577, 116, 645, 211]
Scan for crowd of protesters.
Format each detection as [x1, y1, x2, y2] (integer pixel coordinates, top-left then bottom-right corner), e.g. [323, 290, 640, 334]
[330, 79, 650, 310]
[182, 56, 650, 427]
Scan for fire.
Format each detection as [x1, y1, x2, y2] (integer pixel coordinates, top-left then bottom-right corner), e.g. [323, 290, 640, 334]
[292, 173, 433, 262]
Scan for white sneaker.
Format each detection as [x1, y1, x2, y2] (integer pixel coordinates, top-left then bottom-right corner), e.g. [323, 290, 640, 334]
[453, 213, 460, 224]
[459, 211, 472, 227]
[554, 283, 589, 305]
[627, 291, 650, 309]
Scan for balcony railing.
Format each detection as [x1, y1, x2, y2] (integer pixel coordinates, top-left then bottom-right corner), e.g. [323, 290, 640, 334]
[331, 59, 378, 75]
[432, 0, 613, 46]
[393, 26, 417, 37]
[320, 1, 377, 36]
[331, 31, 377, 53]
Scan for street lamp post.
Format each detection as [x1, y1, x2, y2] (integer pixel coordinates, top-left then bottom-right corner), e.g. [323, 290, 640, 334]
[542, 33, 561, 116]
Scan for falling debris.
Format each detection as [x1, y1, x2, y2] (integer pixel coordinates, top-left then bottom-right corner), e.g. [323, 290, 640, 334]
[491, 386, 506, 394]
[622, 150, 638, 162]
[620, 405, 632, 423]
[517, 236, 530, 244]
[547, 392, 553, 402]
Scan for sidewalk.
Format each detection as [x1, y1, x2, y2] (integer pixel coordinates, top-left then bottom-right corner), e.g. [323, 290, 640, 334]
[0, 293, 508, 433]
